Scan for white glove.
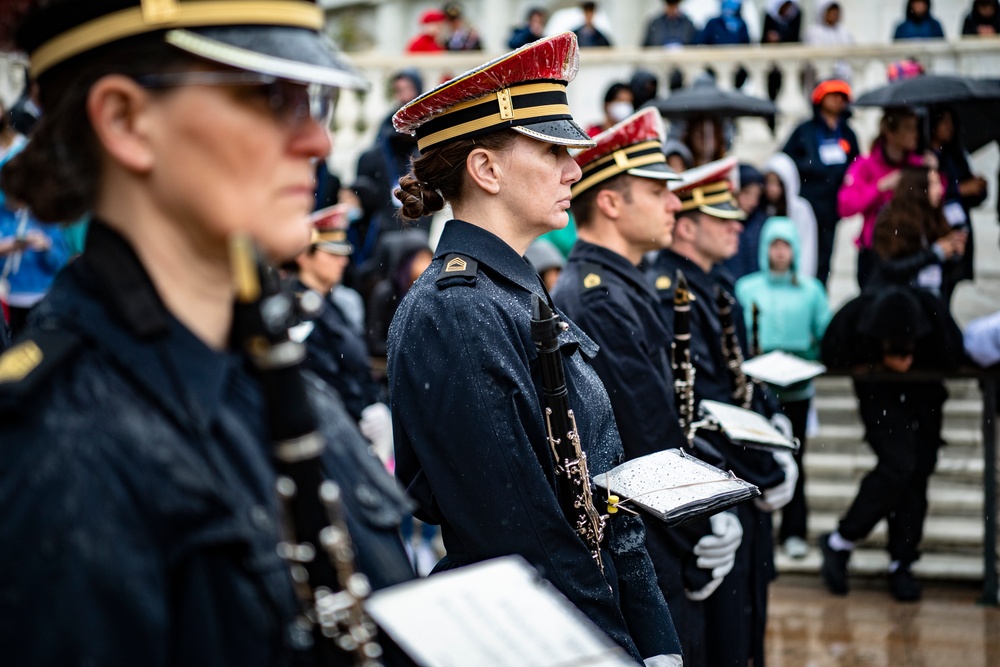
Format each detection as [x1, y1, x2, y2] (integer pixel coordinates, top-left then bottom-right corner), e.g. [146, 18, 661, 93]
[686, 511, 742, 601]
[754, 449, 798, 512]
[359, 402, 393, 465]
[770, 412, 794, 441]
[644, 655, 684, 667]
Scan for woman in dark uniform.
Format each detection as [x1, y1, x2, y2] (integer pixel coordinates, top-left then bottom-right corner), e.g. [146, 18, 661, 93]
[0, 2, 414, 665]
[386, 32, 681, 666]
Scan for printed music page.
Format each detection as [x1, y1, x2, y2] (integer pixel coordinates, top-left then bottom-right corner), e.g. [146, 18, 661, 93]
[366, 556, 636, 667]
[593, 449, 758, 526]
[741, 350, 826, 386]
[699, 400, 799, 452]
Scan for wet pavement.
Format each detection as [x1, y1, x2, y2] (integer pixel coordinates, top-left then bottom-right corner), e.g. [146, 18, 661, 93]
[766, 576, 1000, 666]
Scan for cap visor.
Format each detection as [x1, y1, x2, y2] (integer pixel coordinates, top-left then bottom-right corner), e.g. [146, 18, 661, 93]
[512, 119, 595, 148]
[701, 201, 746, 220]
[166, 28, 369, 90]
[628, 163, 682, 181]
[316, 242, 354, 256]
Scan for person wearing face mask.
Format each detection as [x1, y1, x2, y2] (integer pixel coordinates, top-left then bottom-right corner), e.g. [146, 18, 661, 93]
[586, 82, 634, 137]
[0, 1, 417, 664]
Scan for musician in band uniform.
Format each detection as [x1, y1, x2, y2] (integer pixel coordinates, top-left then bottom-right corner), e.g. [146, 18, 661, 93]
[551, 108, 742, 665]
[0, 2, 415, 664]
[387, 34, 682, 665]
[647, 158, 797, 667]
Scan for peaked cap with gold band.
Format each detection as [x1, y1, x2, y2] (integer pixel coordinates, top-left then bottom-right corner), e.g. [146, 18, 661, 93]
[392, 32, 595, 154]
[670, 156, 744, 220]
[309, 205, 353, 256]
[571, 107, 680, 198]
[14, 0, 368, 90]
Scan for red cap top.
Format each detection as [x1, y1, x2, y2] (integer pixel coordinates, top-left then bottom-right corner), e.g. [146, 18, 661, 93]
[392, 32, 594, 153]
[419, 9, 447, 24]
[571, 108, 679, 197]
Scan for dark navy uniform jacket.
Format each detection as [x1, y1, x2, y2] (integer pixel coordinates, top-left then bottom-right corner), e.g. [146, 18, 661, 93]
[0, 222, 415, 667]
[296, 280, 381, 423]
[553, 241, 716, 660]
[388, 220, 681, 663]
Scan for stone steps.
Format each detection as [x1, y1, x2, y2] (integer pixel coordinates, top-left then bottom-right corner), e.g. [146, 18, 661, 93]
[772, 377, 991, 582]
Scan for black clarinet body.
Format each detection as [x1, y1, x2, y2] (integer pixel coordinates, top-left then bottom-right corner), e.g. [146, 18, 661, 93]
[671, 270, 697, 445]
[530, 295, 607, 572]
[715, 286, 753, 409]
[750, 302, 761, 359]
[230, 236, 382, 667]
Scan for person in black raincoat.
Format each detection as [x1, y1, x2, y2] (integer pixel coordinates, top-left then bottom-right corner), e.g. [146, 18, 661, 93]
[0, 2, 415, 664]
[647, 157, 796, 667]
[387, 33, 682, 666]
[552, 108, 743, 666]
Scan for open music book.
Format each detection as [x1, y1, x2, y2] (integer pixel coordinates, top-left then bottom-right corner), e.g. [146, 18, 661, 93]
[741, 350, 826, 387]
[697, 400, 799, 452]
[366, 556, 636, 667]
[592, 449, 759, 526]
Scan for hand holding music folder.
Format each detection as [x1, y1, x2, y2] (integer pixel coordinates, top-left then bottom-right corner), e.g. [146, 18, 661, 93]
[592, 449, 760, 527]
[696, 400, 800, 453]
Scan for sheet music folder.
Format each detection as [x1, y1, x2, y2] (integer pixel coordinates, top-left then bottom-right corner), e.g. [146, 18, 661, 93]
[593, 449, 759, 527]
[741, 350, 826, 386]
[698, 400, 800, 453]
[366, 556, 635, 667]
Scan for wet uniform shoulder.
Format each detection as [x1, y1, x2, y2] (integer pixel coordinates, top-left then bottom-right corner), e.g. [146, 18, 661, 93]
[0, 330, 84, 412]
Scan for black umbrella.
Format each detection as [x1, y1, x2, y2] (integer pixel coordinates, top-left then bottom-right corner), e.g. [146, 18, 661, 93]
[853, 74, 1000, 109]
[644, 77, 777, 120]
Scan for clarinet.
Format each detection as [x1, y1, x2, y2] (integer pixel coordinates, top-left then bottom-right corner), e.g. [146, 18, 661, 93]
[229, 235, 383, 667]
[715, 286, 753, 410]
[530, 295, 607, 573]
[671, 270, 697, 445]
[750, 302, 761, 359]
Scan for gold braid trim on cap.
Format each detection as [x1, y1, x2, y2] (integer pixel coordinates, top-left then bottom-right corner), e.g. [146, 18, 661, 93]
[31, 1, 324, 77]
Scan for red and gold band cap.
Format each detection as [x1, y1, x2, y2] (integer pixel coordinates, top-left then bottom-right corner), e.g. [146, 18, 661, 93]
[16, 0, 368, 89]
[393, 32, 595, 154]
[309, 205, 353, 255]
[671, 156, 745, 220]
[571, 107, 680, 198]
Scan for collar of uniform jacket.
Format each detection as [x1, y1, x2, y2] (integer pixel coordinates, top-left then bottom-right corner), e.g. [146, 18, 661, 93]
[569, 240, 662, 304]
[434, 219, 550, 301]
[39, 220, 243, 433]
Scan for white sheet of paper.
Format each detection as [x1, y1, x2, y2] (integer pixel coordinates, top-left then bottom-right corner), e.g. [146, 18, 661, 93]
[943, 201, 967, 227]
[366, 557, 635, 667]
[699, 400, 798, 450]
[741, 350, 826, 386]
[593, 449, 757, 523]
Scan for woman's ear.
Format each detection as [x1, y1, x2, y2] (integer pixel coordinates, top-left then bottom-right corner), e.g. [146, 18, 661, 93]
[87, 74, 156, 173]
[465, 147, 502, 195]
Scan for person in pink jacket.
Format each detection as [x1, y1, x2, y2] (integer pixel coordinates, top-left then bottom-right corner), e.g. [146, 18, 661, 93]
[838, 107, 927, 287]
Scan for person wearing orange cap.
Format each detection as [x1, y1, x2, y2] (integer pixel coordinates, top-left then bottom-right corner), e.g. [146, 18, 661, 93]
[405, 8, 447, 53]
[648, 157, 798, 667]
[781, 79, 860, 285]
[552, 107, 743, 665]
[388, 33, 683, 665]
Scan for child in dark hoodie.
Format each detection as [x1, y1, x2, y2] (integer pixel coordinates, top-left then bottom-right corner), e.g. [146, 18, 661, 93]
[893, 0, 945, 40]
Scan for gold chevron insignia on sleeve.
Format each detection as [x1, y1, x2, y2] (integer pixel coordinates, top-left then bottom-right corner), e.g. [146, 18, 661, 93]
[445, 257, 468, 273]
[655, 275, 672, 290]
[0, 340, 44, 384]
[583, 273, 602, 289]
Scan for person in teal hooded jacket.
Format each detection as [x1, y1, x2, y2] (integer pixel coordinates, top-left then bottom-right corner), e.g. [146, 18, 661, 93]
[734, 216, 830, 558]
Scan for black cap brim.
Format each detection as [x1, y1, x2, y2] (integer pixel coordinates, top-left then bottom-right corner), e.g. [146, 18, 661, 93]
[512, 118, 595, 149]
[166, 27, 369, 90]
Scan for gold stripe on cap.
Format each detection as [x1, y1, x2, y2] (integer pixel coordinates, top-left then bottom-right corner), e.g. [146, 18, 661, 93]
[418, 103, 571, 152]
[678, 190, 737, 212]
[571, 152, 667, 197]
[31, 1, 324, 77]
